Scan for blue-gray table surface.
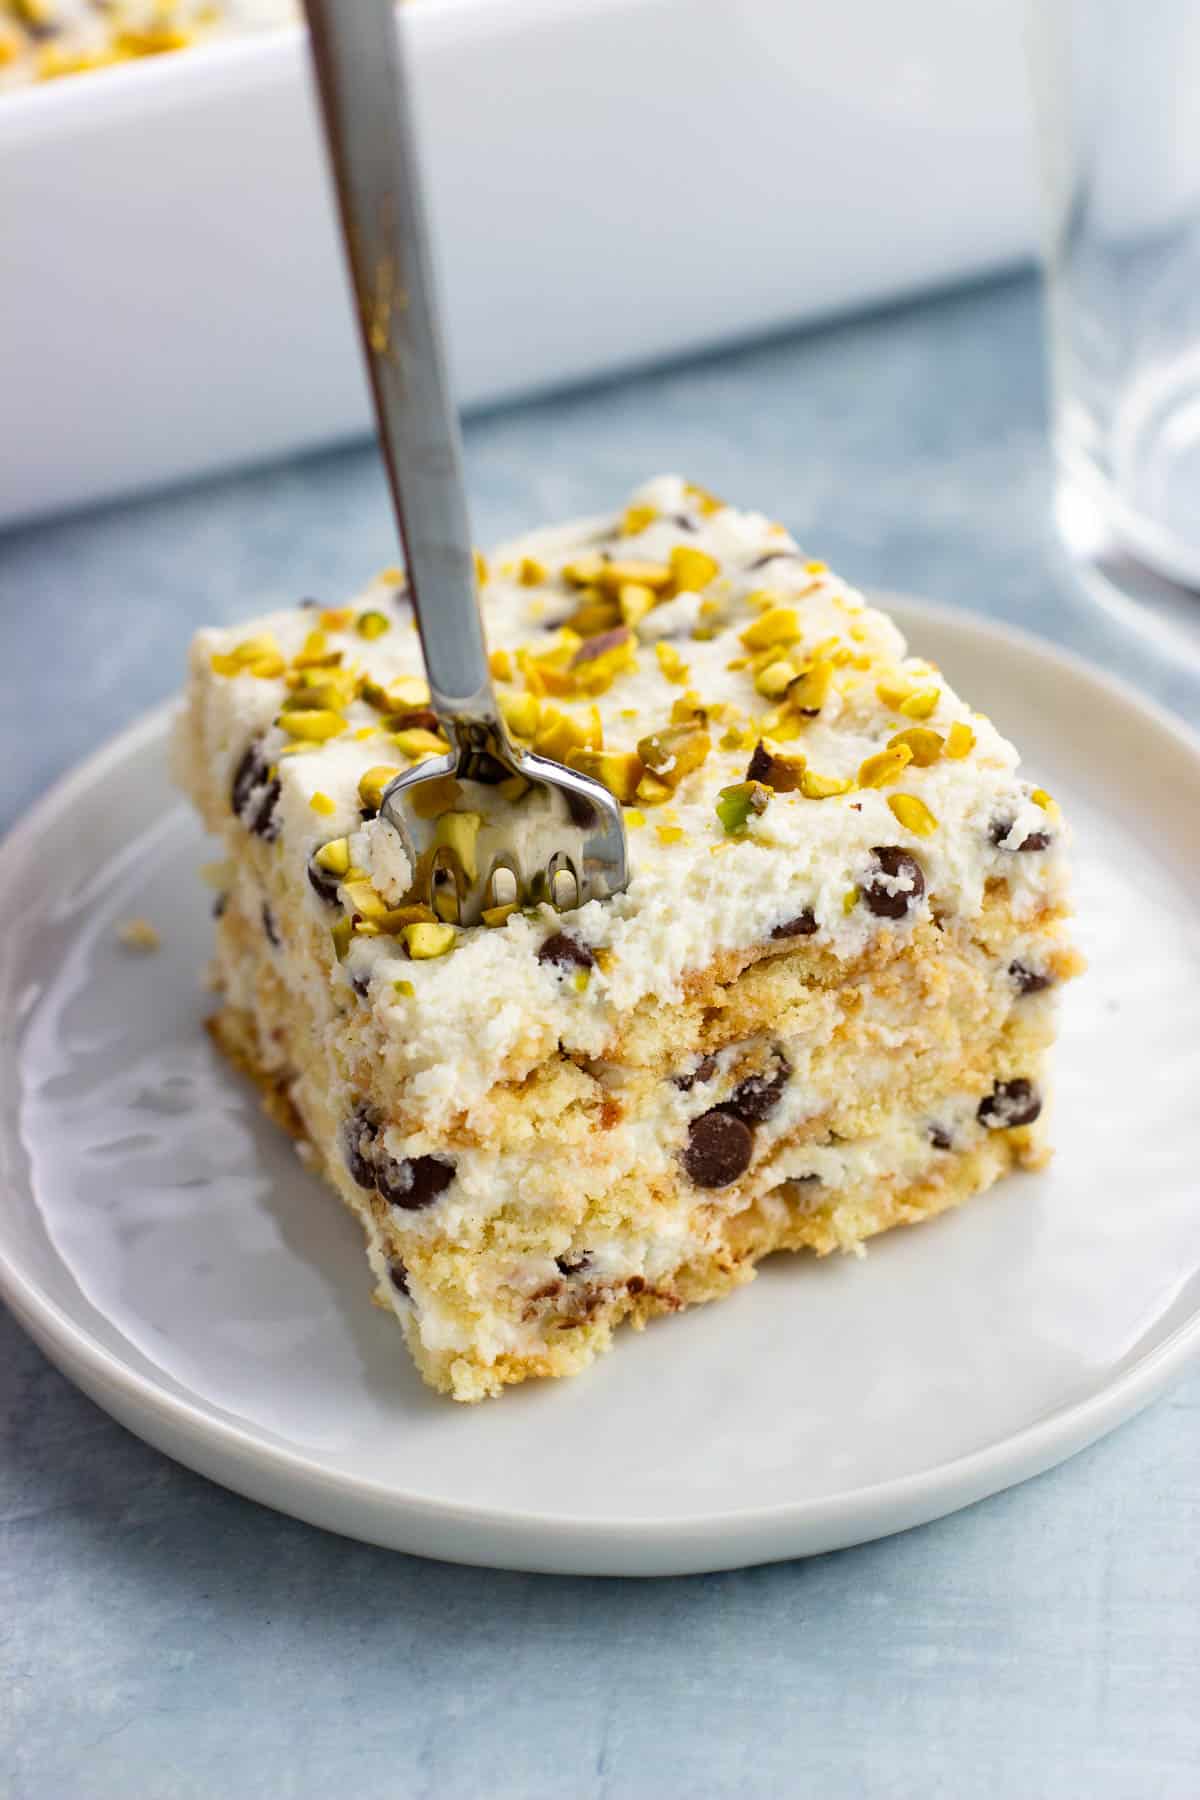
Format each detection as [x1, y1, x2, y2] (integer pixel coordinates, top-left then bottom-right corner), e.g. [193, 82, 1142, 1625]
[2, 275, 1198, 1799]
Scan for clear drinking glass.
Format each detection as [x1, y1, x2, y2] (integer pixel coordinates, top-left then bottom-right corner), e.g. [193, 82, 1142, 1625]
[1029, 0, 1200, 595]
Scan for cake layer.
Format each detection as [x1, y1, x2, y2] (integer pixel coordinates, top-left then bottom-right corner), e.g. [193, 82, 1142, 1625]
[211, 996, 1033, 1401]
[177, 473, 1080, 1400]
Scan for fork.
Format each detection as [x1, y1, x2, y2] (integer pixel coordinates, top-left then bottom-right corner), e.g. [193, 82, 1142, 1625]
[302, 0, 629, 925]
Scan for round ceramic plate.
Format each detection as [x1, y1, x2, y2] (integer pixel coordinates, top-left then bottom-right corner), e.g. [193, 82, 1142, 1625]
[2, 599, 1199, 1577]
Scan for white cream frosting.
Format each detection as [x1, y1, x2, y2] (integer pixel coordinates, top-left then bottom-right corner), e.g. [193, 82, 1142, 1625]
[185, 474, 1071, 1130]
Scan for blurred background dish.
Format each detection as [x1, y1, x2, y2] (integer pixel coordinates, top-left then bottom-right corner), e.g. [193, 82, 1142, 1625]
[0, 0, 292, 90]
[1, 0, 1035, 528]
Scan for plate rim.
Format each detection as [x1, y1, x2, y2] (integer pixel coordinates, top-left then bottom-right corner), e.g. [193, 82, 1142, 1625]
[3, 597, 1200, 1575]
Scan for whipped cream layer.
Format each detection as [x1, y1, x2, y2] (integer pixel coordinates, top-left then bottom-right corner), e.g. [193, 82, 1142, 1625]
[183, 474, 1071, 1130]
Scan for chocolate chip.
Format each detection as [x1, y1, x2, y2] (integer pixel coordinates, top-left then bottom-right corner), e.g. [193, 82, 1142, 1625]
[359, 805, 378, 824]
[537, 931, 595, 973]
[682, 1109, 754, 1188]
[342, 1107, 379, 1189]
[671, 513, 698, 532]
[231, 742, 267, 818]
[771, 909, 817, 940]
[862, 846, 925, 919]
[977, 1079, 1042, 1130]
[745, 741, 773, 785]
[252, 777, 282, 841]
[627, 1276, 646, 1295]
[213, 893, 228, 919]
[555, 1252, 591, 1277]
[748, 550, 798, 570]
[1010, 961, 1052, 996]
[990, 819, 1051, 853]
[262, 904, 280, 948]
[724, 1055, 791, 1124]
[351, 972, 371, 1000]
[389, 1263, 410, 1298]
[929, 1125, 953, 1151]
[673, 1054, 718, 1092]
[307, 858, 341, 906]
[376, 1154, 455, 1211]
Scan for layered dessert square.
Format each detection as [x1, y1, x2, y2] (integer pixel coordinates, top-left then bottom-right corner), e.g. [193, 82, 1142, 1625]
[176, 475, 1081, 1401]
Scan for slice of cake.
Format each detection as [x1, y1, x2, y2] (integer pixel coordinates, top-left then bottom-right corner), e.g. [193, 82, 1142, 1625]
[175, 475, 1081, 1402]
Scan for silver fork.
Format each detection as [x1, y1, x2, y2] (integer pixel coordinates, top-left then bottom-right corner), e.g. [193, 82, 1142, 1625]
[302, 0, 629, 925]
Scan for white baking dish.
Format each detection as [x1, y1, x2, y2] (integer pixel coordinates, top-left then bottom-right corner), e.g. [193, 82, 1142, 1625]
[0, 0, 1035, 528]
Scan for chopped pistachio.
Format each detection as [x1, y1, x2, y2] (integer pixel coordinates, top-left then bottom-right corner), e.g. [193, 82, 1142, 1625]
[669, 545, 720, 591]
[279, 708, 347, 742]
[392, 727, 449, 759]
[945, 720, 975, 759]
[899, 688, 940, 720]
[716, 780, 771, 836]
[635, 773, 674, 807]
[799, 769, 853, 799]
[888, 793, 939, 836]
[315, 837, 352, 876]
[534, 706, 590, 761]
[618, 581, 657, 628]
[341, 879, 390, 921]
[684, 480, 724, 515]
[636, 723, 711, 789]
[356, 609, 390, 640]
[747, 746, 806, 792]
[740, 607, 800, 651]
[670, 691, 712, 724]
[857, 745, 912, 789]
[620, 503, 658, 535]
[393, 979, 416, 997]
[655, 641, 690, 685]
[596, 557, 673, 593]
[563, 595, 621, 638]
[561, 551, 608, 588]
[403, 921, 457, 960]
[875, 674, 916, 709]
[500, 691, 541, 739]
[842, 886, 860, 914]
[375, 904, 437, 934]
[362, 672, 430, 712]
[358, 764, 403, 812]
[309, 791, 337, 816]
[565, 747, 644, 805]
[331, 917, 354, 960]
[117, 917, 160, 951]
[887, 726, 943, 767]
[788, 658, 835, 716]
[754, 659, 798, 699]
[433, 811, 482, 883]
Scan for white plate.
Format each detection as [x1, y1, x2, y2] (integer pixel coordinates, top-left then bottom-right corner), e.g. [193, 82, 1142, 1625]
[2, 600, 1199, 1577]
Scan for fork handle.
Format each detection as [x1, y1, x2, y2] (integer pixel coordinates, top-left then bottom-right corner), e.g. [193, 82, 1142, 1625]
[303, 0, 501, 730]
